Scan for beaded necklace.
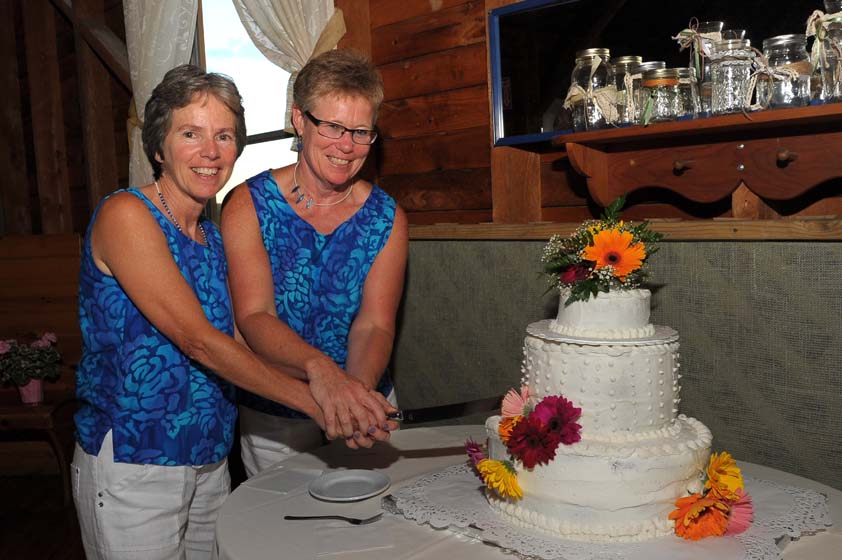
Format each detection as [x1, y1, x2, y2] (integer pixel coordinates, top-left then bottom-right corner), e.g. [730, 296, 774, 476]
[155, 181, 207, 245]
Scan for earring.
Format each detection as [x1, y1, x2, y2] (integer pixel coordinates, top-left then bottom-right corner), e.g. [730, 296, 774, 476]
[296, 135, 303, 152]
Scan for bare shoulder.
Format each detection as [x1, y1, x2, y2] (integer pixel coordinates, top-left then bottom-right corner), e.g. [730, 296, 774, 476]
[95, 190, 158, 234]
[220, 182, 253, 219]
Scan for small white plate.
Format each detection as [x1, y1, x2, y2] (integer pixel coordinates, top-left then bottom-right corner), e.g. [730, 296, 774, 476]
[308, 470, 391, 502]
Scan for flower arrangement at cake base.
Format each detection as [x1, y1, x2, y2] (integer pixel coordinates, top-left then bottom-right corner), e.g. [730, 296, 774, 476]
[467, 387, 752, 543]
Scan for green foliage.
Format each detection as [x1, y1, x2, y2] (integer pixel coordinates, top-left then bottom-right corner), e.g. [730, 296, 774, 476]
[541, 195, 664, 305]
[0, 337, 62, 386]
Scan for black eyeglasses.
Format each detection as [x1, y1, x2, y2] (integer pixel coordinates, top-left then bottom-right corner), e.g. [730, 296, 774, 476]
[303, 111, 378, 145]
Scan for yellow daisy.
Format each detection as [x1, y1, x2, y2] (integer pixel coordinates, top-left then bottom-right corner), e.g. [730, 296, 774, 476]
[477, 459, 522, 500]
[706, 451, 744, 501]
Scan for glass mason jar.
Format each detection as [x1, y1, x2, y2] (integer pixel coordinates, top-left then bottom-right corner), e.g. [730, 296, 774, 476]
[612, 55, 643, 125]
[570, 48, 615, 131]
[756, 34, 811, 108]
[631, 61, 666, 121]
[640, 68, 682, 123]
[710, 39, 754, 115]
[697, 21, 725, 113]
[821, 19, 842, 102]
[676, 67, 700, 118]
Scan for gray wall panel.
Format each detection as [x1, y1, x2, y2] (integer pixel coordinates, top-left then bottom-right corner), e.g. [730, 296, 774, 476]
[392, 240, 842, 490]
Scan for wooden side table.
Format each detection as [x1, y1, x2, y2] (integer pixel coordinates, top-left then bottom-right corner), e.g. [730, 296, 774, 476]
[0, 397, 77, 506]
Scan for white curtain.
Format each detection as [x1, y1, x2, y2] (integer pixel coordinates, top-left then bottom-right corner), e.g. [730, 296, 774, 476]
[124, 0, 199, 187]
[232, 0, 345, 132]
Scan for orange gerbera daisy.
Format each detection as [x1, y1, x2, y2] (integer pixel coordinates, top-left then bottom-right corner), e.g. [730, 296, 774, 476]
[669, 493, 730, 540]
[498, 415, 521, 444]
[581, 228, 646, 279]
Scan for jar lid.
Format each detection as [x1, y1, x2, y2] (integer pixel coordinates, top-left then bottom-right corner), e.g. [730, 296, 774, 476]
[642, 68, 680, 81]
[714, 39, 751, 51]
[673, 67, 697, 79]
[576, 48, 610, 60]
[612, 55, 643, 66]
[762, 34, 807, 50]
[632, 61, 666, 74]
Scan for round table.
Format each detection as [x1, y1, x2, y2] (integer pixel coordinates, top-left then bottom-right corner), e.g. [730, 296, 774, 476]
[214, 425, 841, 560]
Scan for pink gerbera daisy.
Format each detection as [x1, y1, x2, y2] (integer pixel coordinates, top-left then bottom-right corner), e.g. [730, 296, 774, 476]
[725, 489, 754, 535]
[501, 385, 530, 418]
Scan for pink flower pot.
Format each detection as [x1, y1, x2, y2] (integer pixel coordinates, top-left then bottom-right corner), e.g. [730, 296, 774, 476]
[18, 379, 44, 405]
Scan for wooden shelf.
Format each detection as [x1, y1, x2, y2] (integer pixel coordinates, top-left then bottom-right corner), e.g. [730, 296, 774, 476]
[547, 103, 842, 218]
[551, 103, 842, 147]
[409, 218, 842, 241]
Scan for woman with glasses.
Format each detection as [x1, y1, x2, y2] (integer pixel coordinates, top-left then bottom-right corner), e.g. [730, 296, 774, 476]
[221, 49, 407, 477]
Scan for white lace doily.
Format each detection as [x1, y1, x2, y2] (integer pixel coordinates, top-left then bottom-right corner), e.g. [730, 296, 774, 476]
[386, 464, 832, 560]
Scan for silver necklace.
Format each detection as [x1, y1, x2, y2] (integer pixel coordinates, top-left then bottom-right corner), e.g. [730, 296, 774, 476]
[290, 162, 354, 210]
[155, 181, 207, 244]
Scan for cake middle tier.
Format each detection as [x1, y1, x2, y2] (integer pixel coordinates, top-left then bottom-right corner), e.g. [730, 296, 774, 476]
[522, 329, 681, 438]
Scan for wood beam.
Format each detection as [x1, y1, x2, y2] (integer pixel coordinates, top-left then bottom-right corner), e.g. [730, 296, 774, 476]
[22, 0, 73, 233]
[491, 146, 542, 223]
[335, 0, 371, 56]
[49, 0, 131, 90]
[0, 0, 33, 234]
[72, 0, 120, 209]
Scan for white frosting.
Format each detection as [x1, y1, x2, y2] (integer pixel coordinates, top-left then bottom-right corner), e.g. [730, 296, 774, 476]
[485, 415, 711, 542]
[552, 289, 655, 339]
[482, 290, 712, 542]
[522, 333, 680, 436]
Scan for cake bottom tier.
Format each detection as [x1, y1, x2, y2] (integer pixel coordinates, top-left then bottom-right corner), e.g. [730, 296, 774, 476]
[485, 415, 712, 542]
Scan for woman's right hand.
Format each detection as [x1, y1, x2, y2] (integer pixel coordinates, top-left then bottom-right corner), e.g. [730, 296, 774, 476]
[305, 356, 394, 440]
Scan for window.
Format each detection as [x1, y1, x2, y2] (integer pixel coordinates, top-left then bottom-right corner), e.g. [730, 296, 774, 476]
[200, 0, 298, 206]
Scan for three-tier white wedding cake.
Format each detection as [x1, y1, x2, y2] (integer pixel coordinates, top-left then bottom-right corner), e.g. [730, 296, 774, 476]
[485, 288, 712, 542]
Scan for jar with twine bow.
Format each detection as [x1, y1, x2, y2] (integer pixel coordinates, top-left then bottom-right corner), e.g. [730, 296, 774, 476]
[563, 48, 617, 132]
[612, 55, 642, 125]
[807, 2, 842, 102]
[709, 39, 755, 115]
[755, 34, 812, 108]
[672, 20, 724, 114]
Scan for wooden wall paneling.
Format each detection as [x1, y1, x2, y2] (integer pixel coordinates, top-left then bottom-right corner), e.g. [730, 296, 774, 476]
[379, 43, 488, 101]
[491, 146, 541, 223]
[335, 0, 372, 56]
[380, 168, 492, 211]
[539, 154, 589, 207]
[379, 84, 489, 139]
[403, 209, 492, 225]
[369, 0, 471, 29]
[22, 0, 73, 234]
[71, 0, 120, 213]
[0, 0, 33, 235]
[379, 126, 490, 176]
[371, 1, 485, 65]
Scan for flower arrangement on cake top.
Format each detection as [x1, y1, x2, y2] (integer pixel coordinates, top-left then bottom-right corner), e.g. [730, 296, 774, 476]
[542, 195, 663, 305]
[465, 385, 582, 501]
[670, 452, 754, 539]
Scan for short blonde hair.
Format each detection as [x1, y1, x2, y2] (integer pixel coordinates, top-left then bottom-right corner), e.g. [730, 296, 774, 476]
[293, 50, 384, 121]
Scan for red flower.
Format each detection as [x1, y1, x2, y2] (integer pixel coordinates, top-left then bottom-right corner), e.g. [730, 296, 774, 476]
[506, 415, 560, 469]
[531, 395, 582, 445]
[559, 263, 593, 284]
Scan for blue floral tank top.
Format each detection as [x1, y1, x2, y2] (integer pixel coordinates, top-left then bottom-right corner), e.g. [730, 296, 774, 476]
[75, 188, 237, 466]
[238, 170, 395, 418]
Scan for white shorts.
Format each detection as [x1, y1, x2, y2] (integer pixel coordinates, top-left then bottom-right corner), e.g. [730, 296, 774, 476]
[71, 431, 230, 560]
[239, 387, 398, 478]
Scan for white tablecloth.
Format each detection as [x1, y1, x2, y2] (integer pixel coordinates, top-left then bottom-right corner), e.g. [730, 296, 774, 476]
[214, 425, 841, 560]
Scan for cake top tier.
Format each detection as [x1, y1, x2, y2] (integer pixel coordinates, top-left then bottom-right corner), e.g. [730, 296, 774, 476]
[542, 196, 663, 306]
[551, 288, 656, 339]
